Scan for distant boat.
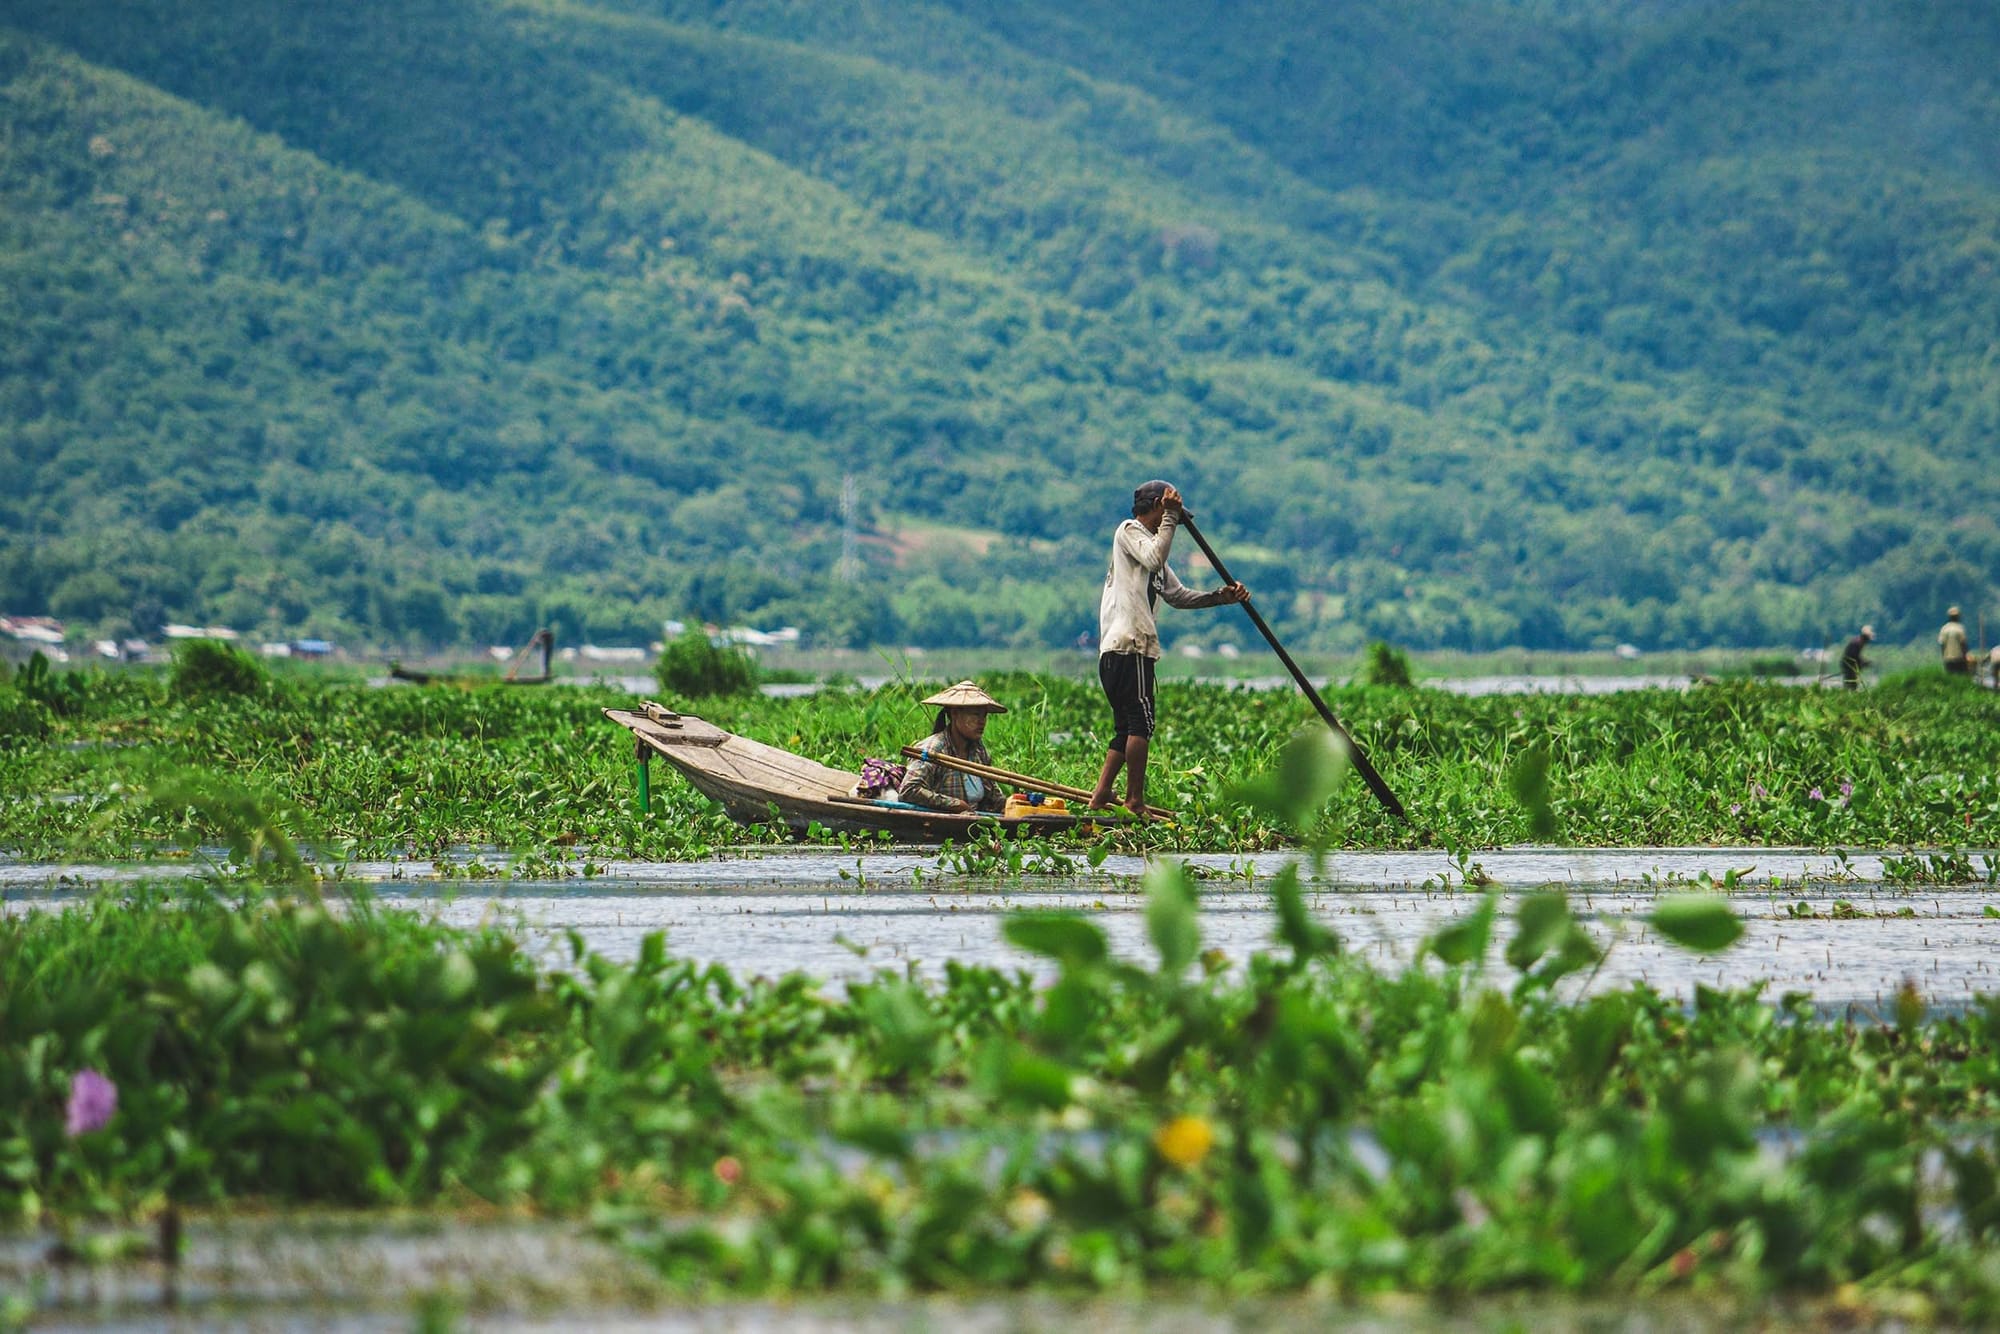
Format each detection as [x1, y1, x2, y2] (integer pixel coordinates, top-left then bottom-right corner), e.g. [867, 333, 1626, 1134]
[390, 629, 554, 686]
[604, 703, 1115, 842]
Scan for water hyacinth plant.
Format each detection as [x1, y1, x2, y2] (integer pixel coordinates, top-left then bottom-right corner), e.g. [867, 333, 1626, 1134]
[6, 669, 2000, 860]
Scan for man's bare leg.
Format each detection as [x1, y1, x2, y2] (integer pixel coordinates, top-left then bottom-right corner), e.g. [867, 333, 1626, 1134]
[1089, 746, 1125, 809]
[1121, 736, 1150, 816]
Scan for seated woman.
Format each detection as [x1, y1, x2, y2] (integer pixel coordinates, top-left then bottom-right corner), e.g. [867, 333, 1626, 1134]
[896, 681, 1010, 814]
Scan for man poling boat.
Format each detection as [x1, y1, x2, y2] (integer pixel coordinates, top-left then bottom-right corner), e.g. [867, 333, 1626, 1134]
[1088, 480, 1250, 817]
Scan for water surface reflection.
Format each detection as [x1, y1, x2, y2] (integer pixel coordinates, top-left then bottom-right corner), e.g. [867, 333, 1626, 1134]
[8, 847, 1994, 1008]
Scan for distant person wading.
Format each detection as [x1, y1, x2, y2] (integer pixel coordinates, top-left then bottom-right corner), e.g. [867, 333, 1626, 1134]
[1940, 606, 1971, 676]
[1840, 625, 1873, 690]
[1088, 480, 1247, 816]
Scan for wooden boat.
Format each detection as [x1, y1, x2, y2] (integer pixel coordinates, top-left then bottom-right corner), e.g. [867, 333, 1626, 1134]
[603, 703, 1117, 842]
[391, 630, 555, 686]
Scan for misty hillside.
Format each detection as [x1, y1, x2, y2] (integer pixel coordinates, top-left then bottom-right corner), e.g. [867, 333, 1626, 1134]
[2, 0, 1996, 652]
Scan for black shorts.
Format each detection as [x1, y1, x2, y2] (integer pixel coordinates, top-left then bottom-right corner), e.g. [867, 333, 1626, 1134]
[1099, 651, 1156, 748]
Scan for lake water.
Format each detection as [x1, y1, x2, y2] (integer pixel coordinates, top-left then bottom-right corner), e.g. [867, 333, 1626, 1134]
[8, 846, 1995, 1011]
[382, 671, 1770, 697]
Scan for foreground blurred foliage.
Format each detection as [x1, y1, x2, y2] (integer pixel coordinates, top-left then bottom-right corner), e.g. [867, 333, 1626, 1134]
[6, 668, 2000, 858]
[4, 873, 1999, 1312]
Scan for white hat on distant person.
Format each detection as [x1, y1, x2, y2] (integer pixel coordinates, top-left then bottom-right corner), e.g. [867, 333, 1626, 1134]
[1860, 625, 1874, 639]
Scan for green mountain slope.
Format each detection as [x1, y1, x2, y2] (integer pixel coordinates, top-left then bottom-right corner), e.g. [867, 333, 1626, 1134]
[2, 0, 1996, 652]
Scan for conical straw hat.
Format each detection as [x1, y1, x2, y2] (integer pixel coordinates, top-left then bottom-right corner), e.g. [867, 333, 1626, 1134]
[920, 680, 1007, 713]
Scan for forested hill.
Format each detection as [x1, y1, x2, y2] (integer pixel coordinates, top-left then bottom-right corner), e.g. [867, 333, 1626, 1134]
[3, 0, 1997, 653]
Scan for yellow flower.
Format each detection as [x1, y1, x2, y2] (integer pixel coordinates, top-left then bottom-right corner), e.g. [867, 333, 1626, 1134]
[1005, 1188, 1052, 1231]
[1152, 1115, 1215, 1168]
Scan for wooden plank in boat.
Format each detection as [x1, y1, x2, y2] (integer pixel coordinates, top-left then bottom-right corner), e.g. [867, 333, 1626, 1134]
[606, 708, 729, 749]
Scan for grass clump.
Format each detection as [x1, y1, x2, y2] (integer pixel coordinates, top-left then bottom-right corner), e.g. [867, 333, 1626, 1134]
[0, 682, 53, 745]
[1363, 640, 1414, 687]
[167, 639, 269, 703]
[653, 629, 758, 701]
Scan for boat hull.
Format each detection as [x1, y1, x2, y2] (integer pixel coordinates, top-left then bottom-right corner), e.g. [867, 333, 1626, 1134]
[603, 706, 1099, 842]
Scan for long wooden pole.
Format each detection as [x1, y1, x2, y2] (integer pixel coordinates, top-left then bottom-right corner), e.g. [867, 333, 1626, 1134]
[1177, 513, 1409, 823]
[900, 746, 1172, 821]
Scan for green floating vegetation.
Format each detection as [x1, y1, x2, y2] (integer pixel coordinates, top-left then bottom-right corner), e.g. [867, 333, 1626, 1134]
[7, 666, 2000, 860]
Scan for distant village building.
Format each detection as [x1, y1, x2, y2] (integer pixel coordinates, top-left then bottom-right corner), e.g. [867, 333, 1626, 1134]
[580, 645, 648, 663]
[719, 626, 801, 648]
[1, 615, 67, 645]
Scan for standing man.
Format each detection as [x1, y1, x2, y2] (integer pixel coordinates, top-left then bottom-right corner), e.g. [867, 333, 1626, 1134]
[1840, 625, 1873, 690]
[1089, 480, 1248, 815]
[1940, 606, 1971, 676]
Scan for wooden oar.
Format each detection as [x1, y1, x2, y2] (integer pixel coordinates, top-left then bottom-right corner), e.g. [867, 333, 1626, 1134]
[900, 746, 1172, 821]
[826, 792, 1141, 823]
[1177, 512, 1409, 823]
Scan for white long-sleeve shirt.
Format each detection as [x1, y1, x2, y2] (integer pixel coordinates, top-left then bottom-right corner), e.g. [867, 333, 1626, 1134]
[1097, 512, 1232, 659]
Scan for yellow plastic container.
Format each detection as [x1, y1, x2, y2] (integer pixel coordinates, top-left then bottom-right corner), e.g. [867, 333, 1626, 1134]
[1003, 793, 1069, 818]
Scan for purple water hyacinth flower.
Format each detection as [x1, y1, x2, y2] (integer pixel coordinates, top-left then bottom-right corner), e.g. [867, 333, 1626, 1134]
[1839, 780, 1854, 803]
[65, 1069, 117, 1136]
[1729, 803, 1743, 817]
[1808, 787, 1824, 802]
[1750, 782, 1770, 800]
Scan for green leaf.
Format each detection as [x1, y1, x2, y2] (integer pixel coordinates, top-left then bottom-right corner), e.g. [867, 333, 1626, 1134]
[1505, 892, 1572, 972]
[1003, 912, 1108, 968]
[1229, 727, 1347, 833]
[1272, 861, 1340, 963]
[1143, 859, 1201, 977]
[1507, 743, 1558, 840]
[1650, 895, 1744, 953]
[977, 1041, 1073, 1110]
[857, 981, 941, 1076]
[1426, 890, 1497, 967]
